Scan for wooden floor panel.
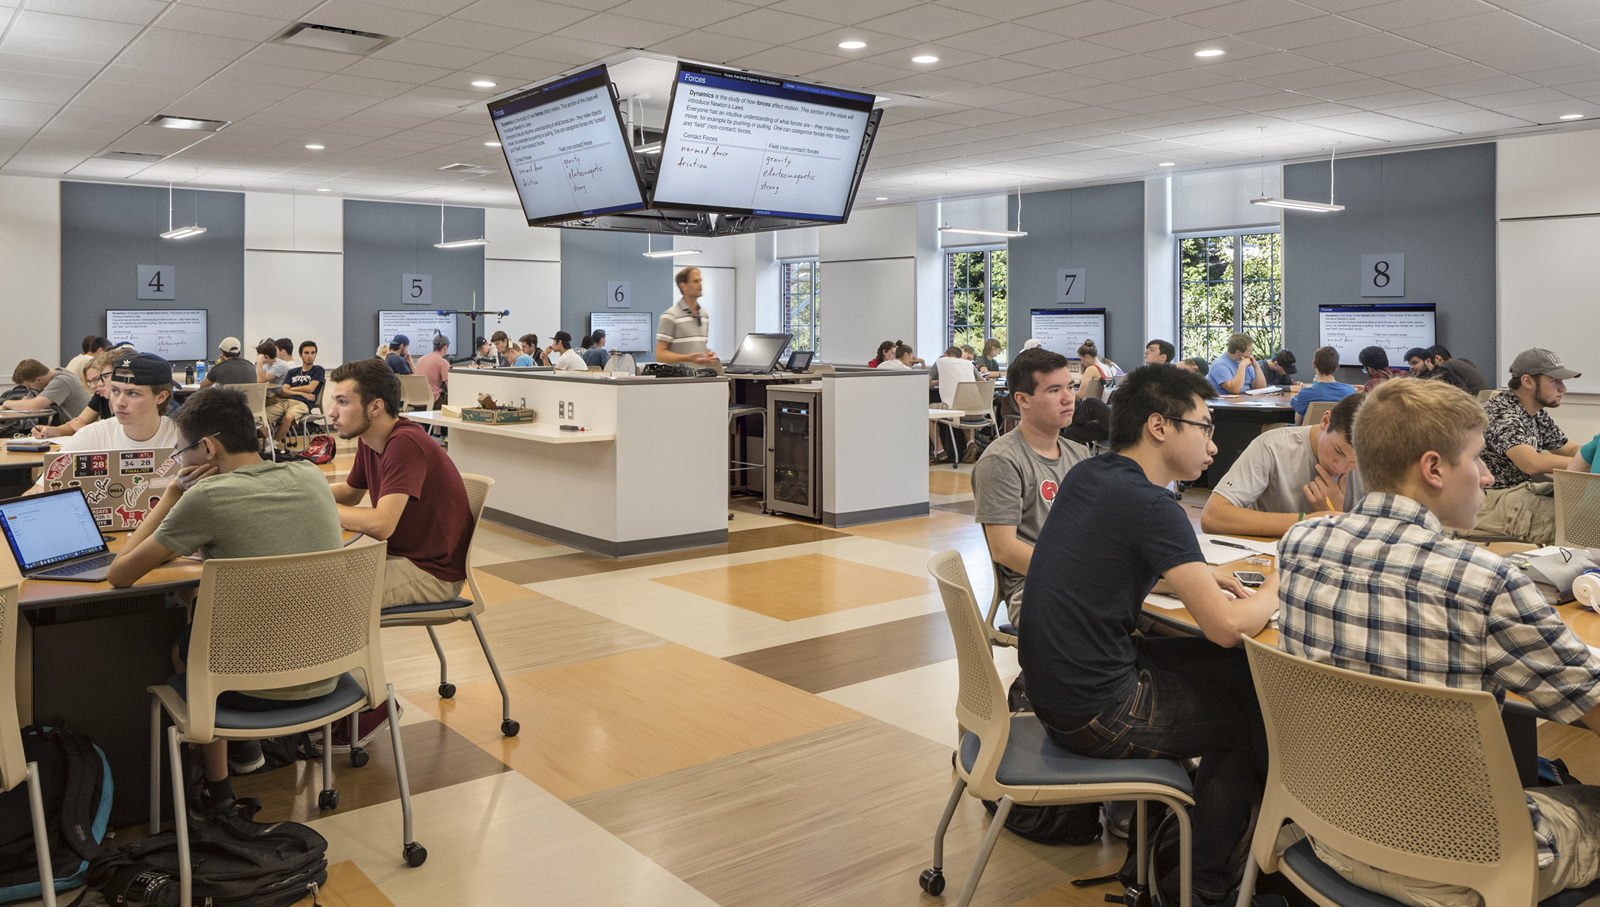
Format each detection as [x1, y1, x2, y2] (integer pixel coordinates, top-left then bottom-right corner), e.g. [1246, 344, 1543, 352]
[650, 552, 934, 620]
[410, 643, 861, 800]
[569, 717, 1123, 907]
[291, 861, 396, 907]
[480, 523, 847, 585]
[929, 468, 975, 497]
[724, 611, 955, 693]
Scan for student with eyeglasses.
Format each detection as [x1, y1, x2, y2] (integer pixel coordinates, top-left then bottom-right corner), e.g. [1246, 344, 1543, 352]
[31, 348, 119, 439]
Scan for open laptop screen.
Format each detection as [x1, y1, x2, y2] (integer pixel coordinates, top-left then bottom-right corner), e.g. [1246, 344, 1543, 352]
[727, 333, 791, 372]
[0, 489, 108, 572]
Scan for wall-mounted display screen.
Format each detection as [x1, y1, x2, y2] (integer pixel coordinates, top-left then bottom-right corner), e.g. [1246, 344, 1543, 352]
[1319, 303, 1436, 368]
[488, 64, 648, 226]
[650, 62, 875, 222]
[588, 311, 654, 353]
[105, 309, 208, 361]
[1030, 308, 1106, 360]
[378, 311, 456, 355]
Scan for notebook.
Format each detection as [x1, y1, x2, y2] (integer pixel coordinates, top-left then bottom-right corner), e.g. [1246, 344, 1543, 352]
[0, 488, 114, 582]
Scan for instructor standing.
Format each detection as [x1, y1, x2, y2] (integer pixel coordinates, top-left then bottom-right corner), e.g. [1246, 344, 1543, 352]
[656, 267, 717, 365]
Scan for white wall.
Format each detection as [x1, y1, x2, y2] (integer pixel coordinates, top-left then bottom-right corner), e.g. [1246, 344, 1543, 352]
[1145, 177, 1176, 349]
[0, 176, 61, 372]
[243, 192, 345, 364]
[485, 207, 560, 342]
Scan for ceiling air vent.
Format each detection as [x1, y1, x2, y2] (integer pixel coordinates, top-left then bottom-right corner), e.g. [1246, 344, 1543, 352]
[275, 22, 393, 55]
[145, 114, 230, 132]
[95, 151, 166, 162]
[439, 163, 495, 175]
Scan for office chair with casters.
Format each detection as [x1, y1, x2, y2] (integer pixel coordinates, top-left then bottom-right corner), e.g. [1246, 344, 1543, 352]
[379, 474, 519, 737]
[1301, 400, 1336, 427]
[396, 374, 432, 412]
[231, 382, 274, 456]
[293, 381, 330, 448]
[149, 540, 426, 907]
[1232, 637, 1600, 907]
[976, 532, 1018, 650]
[922, 551, 1195, 907]
[0, 583, 57, 907]
[1552, 468, 1600, 548]
[942, 380, 997, 468]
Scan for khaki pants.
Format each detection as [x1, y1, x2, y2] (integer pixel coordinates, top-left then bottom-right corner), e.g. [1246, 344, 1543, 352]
[382, 555, 464, 608]
[1312, 785, 1600, 907]
[1471, 483, 1556, 546]
[264, 396, 308, 425]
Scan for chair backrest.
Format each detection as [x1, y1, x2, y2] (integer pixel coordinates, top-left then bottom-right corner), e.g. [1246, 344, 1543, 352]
[1477, 388, 1498, 403]
[1552, 468, 1600, 548]
[457, 473, 494, 607]
[927, 551, 1012, 797]
[1302, 400, 1335, 426]
[0, 583, 24, 793]
[1242, 638, 1535, 905]
[951, 379, 996, 415]
[1078, 376, 1105, 401]
[184, 539, 389, 739]
[235, 382, 268, 419]
[397, 374, 432, 409]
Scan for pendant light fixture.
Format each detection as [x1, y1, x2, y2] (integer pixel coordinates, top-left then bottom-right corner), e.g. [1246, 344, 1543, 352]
[434, 204, 489, 248]
[159, 183, 207, 239]
[1250, 139, 1344, 213]
[642, 234, 700, 258]
[940, 182, 1028, 237]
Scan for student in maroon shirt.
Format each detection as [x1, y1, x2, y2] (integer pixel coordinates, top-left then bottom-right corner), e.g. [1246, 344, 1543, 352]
[326, 358, 472, 606]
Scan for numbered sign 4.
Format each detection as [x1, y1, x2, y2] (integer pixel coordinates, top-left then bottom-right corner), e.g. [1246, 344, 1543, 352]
[137, 265, 175, 300]
[403, 273, 432, 306]
[1359, 254, 1404, 297]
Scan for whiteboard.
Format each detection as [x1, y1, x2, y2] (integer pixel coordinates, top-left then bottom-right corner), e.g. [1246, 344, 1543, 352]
[815, 258, 915, 366]
[1499, 219, 1600, 395]
[588, 312, 654, 352]
[1030, 308, 1105, 360]
[1318, 304, 1435, 368]
[245, 251, 343, 366]
[105, 309, 208, 361]
[377, 311, 455, 355]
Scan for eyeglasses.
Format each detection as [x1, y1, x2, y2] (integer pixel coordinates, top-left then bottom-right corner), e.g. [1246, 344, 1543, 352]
[1167, 416, 1216, 438]
[173, 433, 218, 457]
[84, 373, 107, 386]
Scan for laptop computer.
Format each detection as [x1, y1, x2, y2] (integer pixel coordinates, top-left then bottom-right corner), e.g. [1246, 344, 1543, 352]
[0, 488, 115, 582]
[39, 447, 177, 531]
[786, 350, 814, 373]
[724, 333, 791, 375]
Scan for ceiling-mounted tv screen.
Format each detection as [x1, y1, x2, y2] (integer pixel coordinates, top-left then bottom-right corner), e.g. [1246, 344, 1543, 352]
[488, 64, 648, 226]
[649, 62, 876, 223]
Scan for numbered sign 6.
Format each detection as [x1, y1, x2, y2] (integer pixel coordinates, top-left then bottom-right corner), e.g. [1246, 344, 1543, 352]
[137, 265, 175, 300]
[1359, 254, 1404, 297]
[607, 280, 631, 309]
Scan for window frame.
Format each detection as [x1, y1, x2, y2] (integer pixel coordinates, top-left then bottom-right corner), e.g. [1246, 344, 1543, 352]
[1175, 228, 1284, 363]
[779, 257, 820, 353]
[944, 245, 1008, 353]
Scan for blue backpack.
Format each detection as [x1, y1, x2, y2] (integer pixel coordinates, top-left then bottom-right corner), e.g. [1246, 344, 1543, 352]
[0, 726, 112, 904]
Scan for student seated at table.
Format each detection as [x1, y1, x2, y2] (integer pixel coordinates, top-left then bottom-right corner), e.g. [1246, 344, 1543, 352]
[868, 339, 894, 368]
[2, 357, 89, 424]
[1357, 345, 1395, 392]
[932, 346, 980, 461]
[1075, 340, 1111, 401]
[973, 349, 1091, 628]
[383, 335, 414, 375]
[1144, 339, 1175, 365]
[1573, 431, 1599, 472]
[1475, 348, 1582, 545]
[106, 386, 344, 815]
[1207, 333, 1267, 394]
[29, 354, 181, 494]
[415, 335, 450, 406]
[973, 338, 1004, 376]
[489, 331, 514, 368]
[1178, 356, 1208, 374]
[1021, 365, 1277, 907]
[1289, 345, 1357, 423]
[267, 340, 321, 445]
[1201, 393, 1365, 538]
[583, 330, 610, 369]
[1277, 377, 1600, 907]
[550, 332, 587, 371]
[1405, 344, 1488, 396]
[64, 335, 111, 384]
[200, 337, 253, 387]
[326, 359, 472, 607]
[255, 339, 291, 387]
[1258, 349, 1298, 388]
[32, 349, 119, 439]
[514, 334, 541, 367]
[875, 341, 916, 371]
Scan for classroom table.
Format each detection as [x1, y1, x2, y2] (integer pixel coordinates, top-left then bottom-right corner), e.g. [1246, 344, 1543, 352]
[1202, 393, 1297, 486]
[0, 443, 55, 498]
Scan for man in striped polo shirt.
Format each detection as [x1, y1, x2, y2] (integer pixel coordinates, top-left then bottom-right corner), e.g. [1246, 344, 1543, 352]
[656, 267, 717, 365]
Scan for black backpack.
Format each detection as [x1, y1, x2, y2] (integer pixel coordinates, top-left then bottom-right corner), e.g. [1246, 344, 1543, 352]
[976, 678, 1105, 847]
[0, 726, 112, 904]
[87, 813, 328, 907]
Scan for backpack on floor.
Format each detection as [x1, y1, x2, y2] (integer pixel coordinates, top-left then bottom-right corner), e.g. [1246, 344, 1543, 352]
[86, 812, 328, 907]
[981, 798, 1103, 846]
[0, 726, 112, 905]
[297, 435, 336, 465]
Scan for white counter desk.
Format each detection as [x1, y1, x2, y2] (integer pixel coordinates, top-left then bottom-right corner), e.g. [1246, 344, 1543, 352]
[432, 367, 729, 557]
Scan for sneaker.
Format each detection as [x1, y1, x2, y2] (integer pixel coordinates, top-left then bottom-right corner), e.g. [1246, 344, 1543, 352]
[227, 739, 265, 774]
[1103, 800, 1135, 839]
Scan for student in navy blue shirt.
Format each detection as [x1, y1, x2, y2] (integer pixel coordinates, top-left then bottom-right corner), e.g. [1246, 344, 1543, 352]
[384, 334, 413, 375]
[1290, 346, 1357, 422]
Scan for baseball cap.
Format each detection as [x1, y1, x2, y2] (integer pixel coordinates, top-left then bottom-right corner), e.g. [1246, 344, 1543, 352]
[111, 352, 175, 387]
[218, 336, 241, 354]
[391, 333, 410, 346]
[1022, 339, 1043, 350]
[1272, 350, 1297, 374]
[1510, 348, 1581, 381]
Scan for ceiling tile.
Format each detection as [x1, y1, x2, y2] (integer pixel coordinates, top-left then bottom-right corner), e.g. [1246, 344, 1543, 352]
[1385, 61, 1502, 89]
[296, 0, 443, 37]
[1428, 74, 1540, 97]
[854, 5, 1000, 42]
[0, 51, 105, 79]
[0, 31, 122, 64]
[937, 22, 1066, 55]
[152, 6, 290, 41]
[1341, 0, 1494, 29]
[1087, 19, 1222, 52]
[1251, 64, 1369, 89]
[10, 9, 140, 43]
[26, 0, 167, 26]
[507, 34, 620, 62]
[1205, 51, 1322, 78]
[1513, 0, 1600, 27]
[1413, 109, 1534, 131]
[408, 18, 540, 52]
[1177, 0, 1323, 31]
[803, 59, 914, 87]
[241, 43, 361, 73]
[930, 0, 1081, 18]
[995, 69, 1106, 95]
[1297, 32, 1428, 64]
[1124, 66, 1237, 92]
[705, 8, 836, 41]
[728, 45, 847, 75]
[1237, 15, 1377, 49]
[1440, 31, 1598, 71]
[1014, 1, 1160, 38]
[937, 57, 1049, 83]
[1340, 48, 1462, 77]
[872, 72, 979, 94]
[127, 26, 257, 61]
[313, 73, 423, 98]
[1394, 10, 1538, 45]
[768, 0, 916, 24]
[554, 12, 690, 44]
[649, 29, 771, 64]
[452, 0, 593, 32]
[1067, 54, 1185, 81]
[1004, 39, 1128, 69]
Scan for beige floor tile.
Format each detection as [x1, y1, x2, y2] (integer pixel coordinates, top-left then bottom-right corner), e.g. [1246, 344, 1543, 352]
[650, 553, 935, 620]
[929, 468, 974, 497]
[311, 773, 719, 907]
[821, 651, 1020, 744]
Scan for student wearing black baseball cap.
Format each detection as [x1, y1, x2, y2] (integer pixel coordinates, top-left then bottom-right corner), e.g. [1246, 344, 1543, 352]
[385, 334, 414, 375]
[28, 352, 182, 493]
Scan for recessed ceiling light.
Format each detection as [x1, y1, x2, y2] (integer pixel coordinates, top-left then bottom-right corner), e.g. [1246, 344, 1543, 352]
[911, 54, 939, 64]
[1560, 113, 1584, 120]
[316, 188, 329, 191]
[305, 144, 324, 149]
[1194, 48, 1225, 57]
[838, 40, 866, 49]
[875, 196, 888, 200]
[1158, 162, 1176, 167]
[471, 80, 496, 88]
[485, 141, 501, 146]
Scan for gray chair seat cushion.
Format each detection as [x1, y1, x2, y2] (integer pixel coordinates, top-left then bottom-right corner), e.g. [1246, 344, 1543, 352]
[1280, 838, 1600, 907]
[163, 673, 367, 731]
[960, 715, 1194, 794]
[997, 623, 1017, 636]
[382, 598, 473, 616]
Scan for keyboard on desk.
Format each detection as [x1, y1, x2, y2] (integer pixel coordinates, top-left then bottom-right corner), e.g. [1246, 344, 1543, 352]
[32, 553, 115, 578]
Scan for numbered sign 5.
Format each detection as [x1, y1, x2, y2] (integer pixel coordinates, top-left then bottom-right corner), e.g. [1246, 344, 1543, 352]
[402, 273, 432, 306]
[607, 280, 631, 309]
[1057, 268, 1086, 305]
[1359, 254, 1404, 297]
[137, 265, 175, 300]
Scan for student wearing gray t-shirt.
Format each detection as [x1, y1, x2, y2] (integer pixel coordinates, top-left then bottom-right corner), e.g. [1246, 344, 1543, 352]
[972, 348, 1092, 627]
[1201, 391, 1366, 538]
[1, 359, 89, 424]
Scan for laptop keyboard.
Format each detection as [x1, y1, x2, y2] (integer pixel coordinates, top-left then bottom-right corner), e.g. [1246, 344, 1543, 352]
[33, 553, 115, 578]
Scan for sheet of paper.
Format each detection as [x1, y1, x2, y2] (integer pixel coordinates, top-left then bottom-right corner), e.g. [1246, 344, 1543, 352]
[1145, 593, 1186, 611]
[1197, 533, 1277, 565]
[1245, 386, 1286, 396]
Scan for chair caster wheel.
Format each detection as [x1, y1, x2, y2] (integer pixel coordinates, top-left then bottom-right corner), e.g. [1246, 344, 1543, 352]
[919, 868, 945, 895]
[349, 747, 369, 767]
[318, 789, 339, 810]
[404, 842, 428, 867]
[438, 682, 456, 699]
[501, 719, 520, 737]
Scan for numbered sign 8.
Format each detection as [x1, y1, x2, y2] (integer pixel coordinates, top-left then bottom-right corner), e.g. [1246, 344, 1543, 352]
[1359, 254, 1404, 297]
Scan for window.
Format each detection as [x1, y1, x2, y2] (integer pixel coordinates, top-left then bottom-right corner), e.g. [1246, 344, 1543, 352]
[1178, 231, 1283, 363]
[946, 248, 1007, 353]
[781, 259, 819, 352]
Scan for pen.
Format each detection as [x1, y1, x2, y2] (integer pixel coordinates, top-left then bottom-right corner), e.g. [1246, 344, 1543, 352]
[1211, 539, 1252, 551]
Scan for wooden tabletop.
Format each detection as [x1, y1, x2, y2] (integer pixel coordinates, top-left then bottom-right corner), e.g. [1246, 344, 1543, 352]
[1207, 394, 1296, 411]
[12, 533, 201, 607]
[0, 444, 58, 470]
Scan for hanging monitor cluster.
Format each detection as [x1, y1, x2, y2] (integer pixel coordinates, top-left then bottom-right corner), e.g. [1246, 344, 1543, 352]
[485, 60, 882, 237]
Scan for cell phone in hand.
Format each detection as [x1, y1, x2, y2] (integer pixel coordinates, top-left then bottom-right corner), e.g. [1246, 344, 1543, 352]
[1233, 571, 1267, 588]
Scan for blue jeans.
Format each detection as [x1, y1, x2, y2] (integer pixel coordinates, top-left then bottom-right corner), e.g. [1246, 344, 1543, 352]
[1035, 637, 1267, 901]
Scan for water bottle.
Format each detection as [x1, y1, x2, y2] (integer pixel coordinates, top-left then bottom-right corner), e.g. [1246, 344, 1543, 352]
[185, 363, 195, 385]
[1576, 569, 1600, 610]
[195, 360, 206, 383]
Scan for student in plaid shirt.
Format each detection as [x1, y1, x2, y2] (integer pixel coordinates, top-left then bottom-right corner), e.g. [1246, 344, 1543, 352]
[1278, 377, 1600, 907]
